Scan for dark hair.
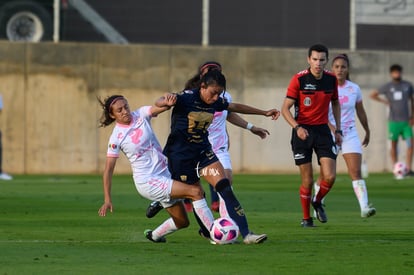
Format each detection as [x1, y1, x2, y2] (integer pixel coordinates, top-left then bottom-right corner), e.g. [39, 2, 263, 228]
[184, 61, 222, 90]
[390, 64, 402, 72]
[200, 69, 226, 90]
[332, 53, 350, 80]
[308, 44, 329, 58]
[97, 95, 125, 127]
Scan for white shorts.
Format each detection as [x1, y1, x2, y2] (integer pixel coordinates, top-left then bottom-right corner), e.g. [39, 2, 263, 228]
[215, 150, 232, 170]
[340, 127, 363, 155]
[135, 175, 181, 208]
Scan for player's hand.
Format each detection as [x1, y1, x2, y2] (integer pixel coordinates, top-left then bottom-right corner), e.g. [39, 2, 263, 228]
[362, 131, 370, 147]
[251, 126, 270, 139]
[164, 93, 177, 106]
[265, 109, 280, 120]
[296, 127, 309, 140]
[335, 132, 343, 146]
[98, 202, 113, 217]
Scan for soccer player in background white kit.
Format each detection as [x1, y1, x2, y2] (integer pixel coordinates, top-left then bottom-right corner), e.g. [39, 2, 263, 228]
[315, 54, 376, 218]
[97, 95, 215, 243]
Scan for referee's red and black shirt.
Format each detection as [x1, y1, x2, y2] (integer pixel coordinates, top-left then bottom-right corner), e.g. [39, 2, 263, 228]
[286, 69, 338, 125]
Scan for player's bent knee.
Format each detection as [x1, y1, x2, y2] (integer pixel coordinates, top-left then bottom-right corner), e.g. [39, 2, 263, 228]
[215, 178, 230, 192]
[174, 217, 190, 229]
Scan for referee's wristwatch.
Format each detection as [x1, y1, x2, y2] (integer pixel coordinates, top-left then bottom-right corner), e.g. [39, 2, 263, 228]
[335, 129, 343, 136]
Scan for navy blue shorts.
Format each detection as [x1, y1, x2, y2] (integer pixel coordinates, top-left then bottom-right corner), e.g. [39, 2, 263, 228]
[291, 124, 338, 165]
[167, 148, 219, 184]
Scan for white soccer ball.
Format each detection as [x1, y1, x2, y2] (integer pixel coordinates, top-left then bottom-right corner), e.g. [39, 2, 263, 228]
[393, 161, 408, 179]
[210, 217, 239, 244]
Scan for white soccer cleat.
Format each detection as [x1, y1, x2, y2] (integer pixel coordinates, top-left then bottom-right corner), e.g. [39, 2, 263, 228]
[0, 173, 12, 180]
[361, 205, 376, 218]
[243, 232, 267, 244]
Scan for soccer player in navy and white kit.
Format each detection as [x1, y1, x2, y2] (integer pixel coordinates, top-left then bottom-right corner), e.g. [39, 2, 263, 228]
[158, 70, 279, 244]
[146, 61, 271, 220]
[188, 62, 271, 214]
[281, 44, 342, 227]
[315, 54, 376, 218]
[97, 95, 215, 243]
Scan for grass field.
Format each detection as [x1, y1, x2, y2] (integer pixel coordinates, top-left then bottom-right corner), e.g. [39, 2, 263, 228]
[1, 173, 413, 274]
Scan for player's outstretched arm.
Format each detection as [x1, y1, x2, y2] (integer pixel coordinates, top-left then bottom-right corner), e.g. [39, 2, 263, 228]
[99, 157, 117, 217]
[226, 112, 270, 139]
[151, 93, 177, 116]
[228, 102, 280, 120]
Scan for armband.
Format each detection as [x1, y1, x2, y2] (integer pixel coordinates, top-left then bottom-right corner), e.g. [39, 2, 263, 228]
[246, 122, 254, 130]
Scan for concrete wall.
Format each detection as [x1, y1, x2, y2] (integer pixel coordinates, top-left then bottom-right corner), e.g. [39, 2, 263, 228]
[0, 41, 412, 175]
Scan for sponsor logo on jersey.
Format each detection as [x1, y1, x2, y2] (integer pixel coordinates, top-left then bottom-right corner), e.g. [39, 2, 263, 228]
[304, 84, 317, 90]
[109, 144, 117, 150]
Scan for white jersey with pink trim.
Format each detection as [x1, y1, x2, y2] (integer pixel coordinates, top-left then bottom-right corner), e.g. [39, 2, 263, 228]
[329, 80, 362, 136]
[208, 92, 232, 153]
[106, 106, 170, 183]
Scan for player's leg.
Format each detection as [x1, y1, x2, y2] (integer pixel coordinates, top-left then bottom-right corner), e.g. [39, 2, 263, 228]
[402, 123, 414, 175]
[218, 168, 232, 217]
[388, 122, 399, 165]
[145, 202, 188, 243]
[298, 162, 315, 226]
[343, 152, 375, 217]
[170, 180, 214, 232]
[202, 161, 267, 244]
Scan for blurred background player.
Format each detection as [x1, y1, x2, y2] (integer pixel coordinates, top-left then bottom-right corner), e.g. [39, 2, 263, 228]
[281, 44, 342, 227]
[370, 64, 414, 178]
[314, 54, 376, 218]
[97, 95, 215, 243]
[0, 93, 12, 180]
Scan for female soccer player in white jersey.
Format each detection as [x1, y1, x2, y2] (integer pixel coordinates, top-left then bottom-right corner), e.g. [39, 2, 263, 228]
[315, 54, 376, 218]
[97, 95, 215, 243]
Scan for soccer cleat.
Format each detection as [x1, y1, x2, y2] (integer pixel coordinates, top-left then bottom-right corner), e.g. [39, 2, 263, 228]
[210, 201, 219, 212]
[146, 201, 163, 218]
[311, 198, 328, 223]
[243, 232, 267, 244]
[144, 229, 166, 243]
[301, 218, 315, 227]
[198, 229, 216, 244]
[0, 173, 12, 180]
[361, 205, 376, 218]
[406, 170, 414, 177]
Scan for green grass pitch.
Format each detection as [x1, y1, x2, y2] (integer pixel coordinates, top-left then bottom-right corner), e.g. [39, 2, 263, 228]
[0, 173, 413, 274]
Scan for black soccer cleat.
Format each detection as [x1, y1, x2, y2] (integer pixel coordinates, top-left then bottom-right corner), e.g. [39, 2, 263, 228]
[146, 201, 163, 218]
[311, 198, 328, 223]
[144, 229, 166, 243]
[301, 218, 315, 228]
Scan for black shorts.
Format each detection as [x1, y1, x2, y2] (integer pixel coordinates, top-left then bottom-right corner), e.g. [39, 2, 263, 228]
[291, 124, 338, 165]
[167, 148, 219, 184]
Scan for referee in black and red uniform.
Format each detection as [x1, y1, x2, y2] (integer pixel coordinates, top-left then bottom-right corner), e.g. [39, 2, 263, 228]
[281, 44, 342, 228]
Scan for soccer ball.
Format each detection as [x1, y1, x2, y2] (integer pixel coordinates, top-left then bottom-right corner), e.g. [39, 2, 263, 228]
[393, 161, 408, 179]
[210, 217, 239, 244]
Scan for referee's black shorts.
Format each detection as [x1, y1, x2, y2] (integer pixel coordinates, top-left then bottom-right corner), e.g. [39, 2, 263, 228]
[290, 124, 338, 166]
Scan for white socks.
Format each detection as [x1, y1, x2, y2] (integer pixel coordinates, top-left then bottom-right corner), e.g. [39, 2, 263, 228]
[192, 198, 214, 230]
[218, 193, 229, 218]
[352, 179, 369, 210]
[152, 218, 177, 240]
